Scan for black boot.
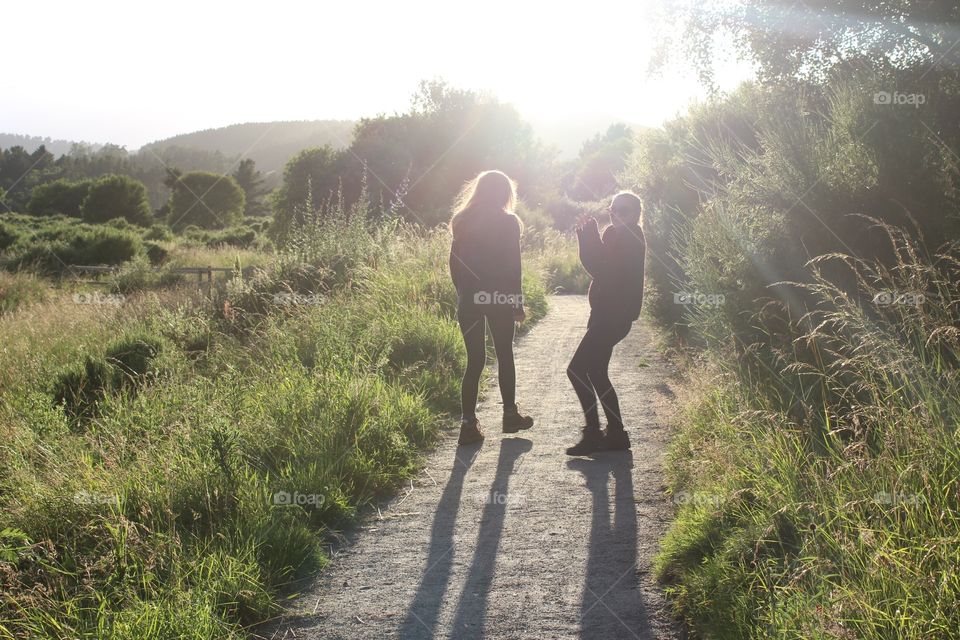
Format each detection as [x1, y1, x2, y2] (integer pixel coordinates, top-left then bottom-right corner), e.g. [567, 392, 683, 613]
[565, 428, 604, 456]
[503, 404, 534, 433]
[602, 428, 631, 451]
[458, 419, 484, 446]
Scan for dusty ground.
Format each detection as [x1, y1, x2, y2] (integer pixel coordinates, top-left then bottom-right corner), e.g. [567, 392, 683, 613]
[261, 295, 682, 640]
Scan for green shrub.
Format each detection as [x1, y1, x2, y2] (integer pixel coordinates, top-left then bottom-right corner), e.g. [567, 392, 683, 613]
[108, 258, 183, 294]
[106, 217, 135, 230]
[9, 223, 144, 272]
[81, 174, 153, 226]
[51, 333, 162, 421]
[168, 172, 245, 230]
[51, 354, 115, 421]
[105, 334, 163, 384]
[27, 178, 93, 218]
[145, 241, 169, 265]
[186, 225, 259, 249]
[630, 67, 960, 637]
[144, 224, 174, 241]
[0, 220, 21, 251]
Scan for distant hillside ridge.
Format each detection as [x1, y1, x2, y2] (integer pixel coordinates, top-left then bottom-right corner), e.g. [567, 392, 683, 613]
[0, 133, 102, 157]
[140, 120, 356, 175]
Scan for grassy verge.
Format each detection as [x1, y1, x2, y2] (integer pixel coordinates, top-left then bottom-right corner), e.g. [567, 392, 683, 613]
[655, 225, 960, 638]
[0, 218, 560, 639]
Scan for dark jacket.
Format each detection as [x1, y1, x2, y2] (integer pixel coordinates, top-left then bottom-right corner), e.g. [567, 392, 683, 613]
[449, 211, 523, 308]
[577, 221, 645, 323]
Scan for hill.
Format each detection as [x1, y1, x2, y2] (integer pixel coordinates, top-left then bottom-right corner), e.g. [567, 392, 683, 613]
[139, 120, 355, 176]
[0, 133, 102, 157]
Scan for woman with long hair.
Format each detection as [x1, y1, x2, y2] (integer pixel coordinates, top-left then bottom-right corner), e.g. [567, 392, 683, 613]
[449, 170, 534, 445]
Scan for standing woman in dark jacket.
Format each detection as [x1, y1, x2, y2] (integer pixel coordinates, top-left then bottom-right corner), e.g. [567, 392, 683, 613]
[449, 170, 535, 445]
[566, 191, 646, 456]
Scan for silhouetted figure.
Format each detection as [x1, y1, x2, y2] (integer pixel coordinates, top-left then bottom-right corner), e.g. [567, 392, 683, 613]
[566, 192, 646, 456]
[449, 170, 535, 445]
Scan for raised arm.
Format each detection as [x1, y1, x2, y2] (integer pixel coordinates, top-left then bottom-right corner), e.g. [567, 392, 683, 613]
[576, 218, 604, 277]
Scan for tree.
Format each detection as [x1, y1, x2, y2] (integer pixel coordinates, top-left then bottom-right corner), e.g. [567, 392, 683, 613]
[343, 80, 555, 224]
[563, 123, 634, 201]
[270, 146, 342, 241]
[232, 158, 269, 216]
[656, 0, 960, 86]
[27, 178, 93, 217]
[0, 145, 55, 211]
[81, 174, 152, 225]
[167, 171, 245, 230]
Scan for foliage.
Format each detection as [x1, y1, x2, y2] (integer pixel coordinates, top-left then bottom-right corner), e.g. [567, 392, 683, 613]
[167, 171, 246, 231]
[2, 216, 144, 272]
[627, 50, 960, 639]
[271, 81, 558, 232]
[656, 226, 960, 638]
[654, 0, 960, 85]
[270, 146, 342, 243]
[52, 333, 163, 423]
[232, 159, 269, 217]
[140, 225, 172, 243]
[184, 225, 262, 250]
[81, 174, 153, 225]
[561, 123, 634, 201]
[0, 145, 55, 211]
[26, 178, 93, 217]
[623, 67, 960, 341]
[0, 220, 22, 251]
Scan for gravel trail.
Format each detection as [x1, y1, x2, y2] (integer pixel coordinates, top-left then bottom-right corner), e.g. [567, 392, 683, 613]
[263, 295, 682, 640]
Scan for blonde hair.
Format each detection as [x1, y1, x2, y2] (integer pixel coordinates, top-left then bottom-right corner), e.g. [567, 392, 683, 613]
[449, 170, 520, 235]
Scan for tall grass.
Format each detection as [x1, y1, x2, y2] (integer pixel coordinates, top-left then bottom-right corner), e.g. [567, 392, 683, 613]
[0, 205, 552, 638]
[654, 225, 960, 638]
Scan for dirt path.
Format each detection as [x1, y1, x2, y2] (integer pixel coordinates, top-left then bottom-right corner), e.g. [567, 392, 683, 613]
[263, 295, 682, 640]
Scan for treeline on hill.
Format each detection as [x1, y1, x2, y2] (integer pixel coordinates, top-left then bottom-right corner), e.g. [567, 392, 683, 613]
[628, 0, 960, 637]
[139, 120, 356, 177]
[0, 143, 238, 212]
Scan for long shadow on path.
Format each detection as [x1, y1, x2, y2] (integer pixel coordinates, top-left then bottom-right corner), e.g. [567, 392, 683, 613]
[397, 445, 478, 639]
[568, 453, 653, 640]
[446, 437, 532, 639]
[399, 437, 532, 639]
[399, 438, 533, 639]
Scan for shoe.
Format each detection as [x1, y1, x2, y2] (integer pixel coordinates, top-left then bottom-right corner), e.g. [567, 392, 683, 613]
[503, 405, 534, 433]
[602, 429, 631, 451]
[458, 419, 485, 446]
[565, 428, 604, 456]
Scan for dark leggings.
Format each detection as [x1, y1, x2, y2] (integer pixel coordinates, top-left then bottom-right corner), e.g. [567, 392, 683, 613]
[567, 315, 632, 431]
[458, 304, 516, 418]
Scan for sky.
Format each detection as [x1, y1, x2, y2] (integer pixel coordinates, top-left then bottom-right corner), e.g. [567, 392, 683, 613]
[3, 0, 753, 149]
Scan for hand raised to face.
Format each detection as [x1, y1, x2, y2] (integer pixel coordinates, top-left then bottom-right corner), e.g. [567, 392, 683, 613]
[575, 215, 599, 234]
